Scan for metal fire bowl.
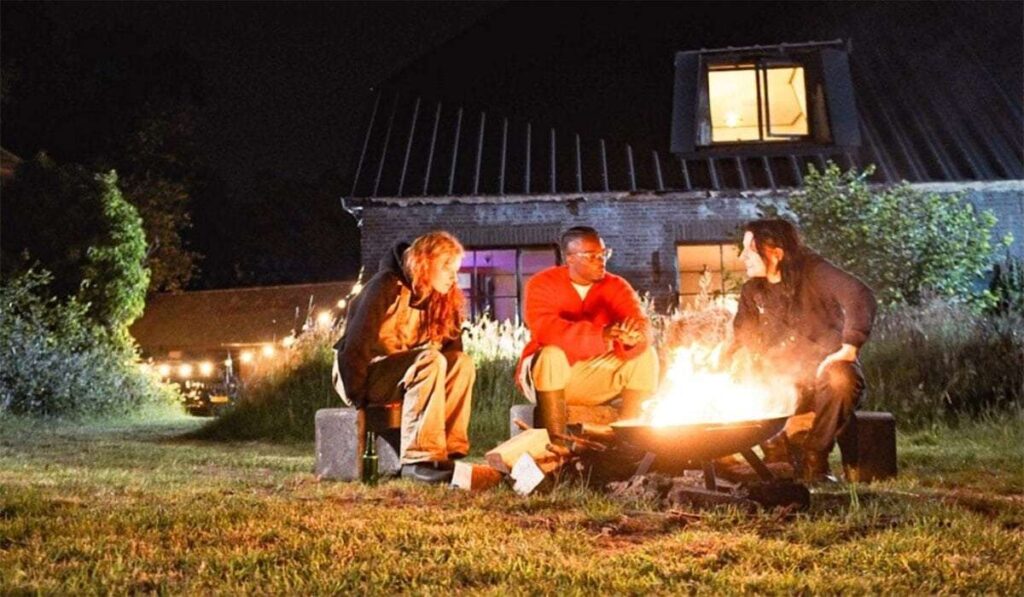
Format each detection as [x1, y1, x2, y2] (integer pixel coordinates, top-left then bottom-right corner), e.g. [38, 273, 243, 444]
[610, 416, 787, 464]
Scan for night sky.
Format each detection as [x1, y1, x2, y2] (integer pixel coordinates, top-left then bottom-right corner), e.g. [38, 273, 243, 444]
[2, 1, 494, 189]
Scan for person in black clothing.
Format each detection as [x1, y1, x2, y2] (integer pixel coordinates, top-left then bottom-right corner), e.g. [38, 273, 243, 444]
[727, 219, 877, 482]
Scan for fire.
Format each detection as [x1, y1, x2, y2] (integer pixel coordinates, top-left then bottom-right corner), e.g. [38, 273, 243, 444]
[643, 343, 796, 426]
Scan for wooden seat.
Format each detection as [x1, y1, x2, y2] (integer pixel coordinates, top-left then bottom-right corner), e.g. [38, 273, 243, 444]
[355, 402, 403, 471]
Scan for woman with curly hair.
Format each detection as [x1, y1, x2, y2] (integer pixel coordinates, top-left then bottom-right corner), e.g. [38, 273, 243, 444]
[334, 231, 474, 484]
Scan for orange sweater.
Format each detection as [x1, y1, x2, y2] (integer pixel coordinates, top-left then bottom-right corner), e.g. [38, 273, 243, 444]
[516, 265, 652, 383]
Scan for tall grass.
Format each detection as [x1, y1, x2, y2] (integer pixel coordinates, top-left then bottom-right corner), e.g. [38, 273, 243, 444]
[860, 300, 1024, 427]
[196, 294, 1022, 444]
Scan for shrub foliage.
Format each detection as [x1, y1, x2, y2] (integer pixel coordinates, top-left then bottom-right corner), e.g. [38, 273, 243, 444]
[1, 154, 150, 332]
[791, 163, 1010, 305]
[0, 271, 176, 417]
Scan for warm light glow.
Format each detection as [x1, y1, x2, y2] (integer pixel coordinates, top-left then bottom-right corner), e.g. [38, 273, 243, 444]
[641, 342, 796, 426]
[316, 311, 332, 327]
[199, 361, 214, 376]
[178, 363, 194, 378]
[261, 344, 275, 358]
[157, 363, 172, 377]
[282, 334, 296, 348]
[351, 282, 364, 295]
[708, 65, 808, 143]
[337, 298, 347, 309]
[240, 351, 254, 364]
[139, 363, 152, 375]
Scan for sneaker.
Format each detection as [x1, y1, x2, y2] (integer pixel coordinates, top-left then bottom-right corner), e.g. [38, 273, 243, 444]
[400, 462, 454, 484]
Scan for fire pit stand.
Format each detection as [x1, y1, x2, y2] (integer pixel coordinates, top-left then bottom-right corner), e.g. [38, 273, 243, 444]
[590, 417, 812, 510]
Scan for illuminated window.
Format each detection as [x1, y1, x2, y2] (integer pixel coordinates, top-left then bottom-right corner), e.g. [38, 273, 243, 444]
[459, 247, 557, 323]
[677, 244, 745, 308]
[706, 63, 809, 144]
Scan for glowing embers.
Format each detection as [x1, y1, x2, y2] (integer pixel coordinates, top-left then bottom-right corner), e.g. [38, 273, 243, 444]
[642, 343, 797, 426]
[708, 64, 808, 143]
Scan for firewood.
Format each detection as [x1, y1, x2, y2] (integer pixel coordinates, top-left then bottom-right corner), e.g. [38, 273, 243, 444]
[485, 428, 552, 473]
[450, 462, 505, 491]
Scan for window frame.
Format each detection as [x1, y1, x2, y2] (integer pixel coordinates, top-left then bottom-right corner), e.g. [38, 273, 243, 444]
[699, 56, 818, 149]
[460, 244, 559, 323]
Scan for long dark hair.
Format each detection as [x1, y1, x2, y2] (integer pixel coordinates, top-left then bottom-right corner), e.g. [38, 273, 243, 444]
[744, 219, 807, 298]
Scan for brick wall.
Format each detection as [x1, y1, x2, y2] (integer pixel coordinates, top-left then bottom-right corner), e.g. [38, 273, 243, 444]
[359, 181, 1023, 306]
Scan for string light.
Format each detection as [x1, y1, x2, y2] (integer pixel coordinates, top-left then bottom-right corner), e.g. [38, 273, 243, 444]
[157, 364, 172, 377]
[316, 311, 332, 327]
[199, 361, 214, 376]
[240, 351, 254, 364]
[337, 298, 347, 309]
[261, 344, 275, 358]
[282, 334, 296, 348]
[178, 363, 194, 378]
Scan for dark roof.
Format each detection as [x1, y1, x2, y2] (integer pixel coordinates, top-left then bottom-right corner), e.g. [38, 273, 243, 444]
[346, 2, 1022, 198]
[130, 280, 354, 355]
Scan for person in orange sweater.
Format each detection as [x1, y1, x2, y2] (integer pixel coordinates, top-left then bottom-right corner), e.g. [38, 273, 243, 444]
[517, 226, 659, 442]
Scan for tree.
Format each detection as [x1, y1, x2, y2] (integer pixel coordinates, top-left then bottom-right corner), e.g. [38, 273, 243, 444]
[789, 163, 1012, 305]
[1, 155, 149, 332]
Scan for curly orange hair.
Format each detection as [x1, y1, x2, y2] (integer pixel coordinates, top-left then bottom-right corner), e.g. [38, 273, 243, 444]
[403, 231, 466, 343]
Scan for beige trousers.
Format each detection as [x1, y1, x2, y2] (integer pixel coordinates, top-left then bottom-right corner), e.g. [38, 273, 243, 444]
[520, 345, 659, 406]
[366, 348, 474, 464]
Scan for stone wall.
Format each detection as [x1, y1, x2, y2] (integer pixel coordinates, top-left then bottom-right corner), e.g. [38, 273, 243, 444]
[358, 181, 1023, 306]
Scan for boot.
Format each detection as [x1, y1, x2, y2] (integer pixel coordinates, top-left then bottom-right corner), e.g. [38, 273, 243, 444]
[802, 450, 839, 484]
[617, 389, 650, 421]
[760, 432, 793, 466]
[535, 389, 568, 446]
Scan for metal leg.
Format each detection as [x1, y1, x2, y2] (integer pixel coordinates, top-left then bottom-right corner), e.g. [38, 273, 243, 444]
[633, 452, 656, 477]
[702, 461, 717, 491]
[740, 448, 776, 482]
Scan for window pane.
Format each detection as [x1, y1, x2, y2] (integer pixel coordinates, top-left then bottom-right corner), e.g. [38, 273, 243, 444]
[709, 67, 761, 142]
[521, 248, 557, 274]
[708, 64, 808, 143]
[765, 66, 808, 136]
[677, 244, 724, 272]
[677, 244, 747, 307]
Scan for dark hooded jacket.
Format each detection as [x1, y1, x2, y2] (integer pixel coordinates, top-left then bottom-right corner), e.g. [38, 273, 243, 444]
[731, 251, 877, 378]
[332, 242, 462, 407]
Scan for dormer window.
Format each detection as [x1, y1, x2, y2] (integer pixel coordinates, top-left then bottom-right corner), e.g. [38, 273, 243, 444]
[672, 40, 860, 157]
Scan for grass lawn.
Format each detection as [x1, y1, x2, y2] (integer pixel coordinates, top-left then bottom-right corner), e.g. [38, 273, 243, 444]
[2, 413, 1022, 594]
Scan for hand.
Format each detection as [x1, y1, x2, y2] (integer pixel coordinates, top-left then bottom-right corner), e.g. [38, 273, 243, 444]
[605, 318, 644, 347]
[816, 343, 858, 378]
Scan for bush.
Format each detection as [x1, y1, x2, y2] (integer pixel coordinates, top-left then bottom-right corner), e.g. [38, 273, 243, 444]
[0, 270, 177, 418]
[1, 155, 149, 333]
[791, 163, 1011, 306]
[860, 299, 1024, 427]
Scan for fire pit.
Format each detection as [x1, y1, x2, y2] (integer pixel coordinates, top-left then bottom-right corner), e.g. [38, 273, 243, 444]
[596, 342, 810, 510]
[610, 416, 786, 466]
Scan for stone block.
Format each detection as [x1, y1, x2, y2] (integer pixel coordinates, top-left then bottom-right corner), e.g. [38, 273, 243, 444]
[509, 404, 534, 438]
[315, 408, 401, 481]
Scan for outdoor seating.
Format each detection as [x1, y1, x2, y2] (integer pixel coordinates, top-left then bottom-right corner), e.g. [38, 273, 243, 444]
[315, 403, 402, 481]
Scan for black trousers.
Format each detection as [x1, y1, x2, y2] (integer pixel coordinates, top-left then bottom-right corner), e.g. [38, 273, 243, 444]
[794, 360, 865, 454]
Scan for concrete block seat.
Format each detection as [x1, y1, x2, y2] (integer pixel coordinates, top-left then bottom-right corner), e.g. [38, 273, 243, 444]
[315, 403, 402, 481]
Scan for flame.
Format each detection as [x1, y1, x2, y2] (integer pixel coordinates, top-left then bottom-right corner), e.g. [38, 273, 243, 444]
[643, 342, 796, 427]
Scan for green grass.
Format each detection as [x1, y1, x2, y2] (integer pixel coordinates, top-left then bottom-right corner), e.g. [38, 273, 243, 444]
[2, 412, 1022, 593]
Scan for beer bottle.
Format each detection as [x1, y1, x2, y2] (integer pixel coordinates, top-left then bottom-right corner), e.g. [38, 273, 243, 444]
[361, 430, 379, 485]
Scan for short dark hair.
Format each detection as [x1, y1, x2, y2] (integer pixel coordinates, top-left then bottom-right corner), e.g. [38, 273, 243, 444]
[559, 226, 601, 255]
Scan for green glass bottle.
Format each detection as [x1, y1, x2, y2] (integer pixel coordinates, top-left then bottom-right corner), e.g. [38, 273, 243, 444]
[361, 430, 379, 485]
